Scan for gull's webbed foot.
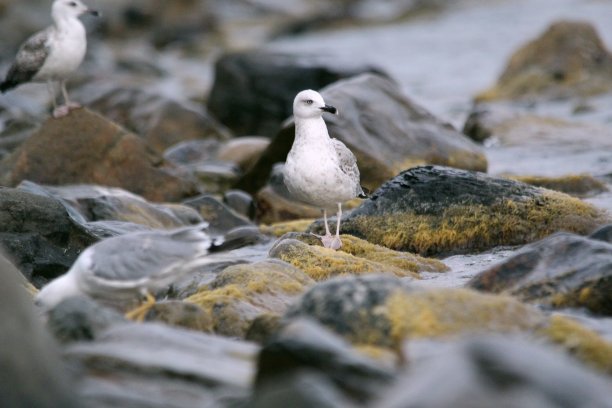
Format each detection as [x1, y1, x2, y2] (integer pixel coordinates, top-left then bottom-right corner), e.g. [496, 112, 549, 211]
[310, 232, 342, 250]
[52, 105, 71, 118]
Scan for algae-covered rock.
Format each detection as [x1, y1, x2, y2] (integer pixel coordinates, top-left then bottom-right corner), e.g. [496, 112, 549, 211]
[286, 275, 612, 373]
[143, 300, 213, 333]
[269, 236, 441, 281]
[0, 109, 197, 202]
[237, 74, 487, 195]
[476, 20, 612, 101]
[186, 260, 314, 337]
[469, 232, 612, 316]
[333, 166, 607, 256]
[508, 174, 607, 197]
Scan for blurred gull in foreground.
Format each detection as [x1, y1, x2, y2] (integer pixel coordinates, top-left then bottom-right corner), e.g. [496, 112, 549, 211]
[0, 0, 99, 118]
[284, 89, 366, 250]
[35, 224, 217, 319]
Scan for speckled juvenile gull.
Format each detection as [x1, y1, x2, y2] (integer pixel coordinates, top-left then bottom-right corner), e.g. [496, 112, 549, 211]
[35, 224, 216, 311]
[284, 89, 366, 250]
[0, 0, 99, 118]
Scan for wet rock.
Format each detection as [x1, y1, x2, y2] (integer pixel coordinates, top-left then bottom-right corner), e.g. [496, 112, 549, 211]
[217, 136, 270, 172]
[269, 235, 445, 281]
[0, 252, 79, 407]
[254, 319, 393, 405]
[0, 109, 197, 202]
[508, 174, 607, 197]
[186, 260, 314, 337]
[183, 194, 253, 235]
[64, 322, 257, 407]
[83, 87, 230, 153]
[334, 165, 607, 256]
[477, 20, 612, 101]
[237, 74, 487, 195]
[469, 232, 612, 315]
[143, 300, 213, 332]
[0, 187, 96, 286]
[46, 296, 126, 344]
[590, 224, 612, 243]
[375, 336, 612, 408]
[208, 51, 386, 137]
[223, 189, 256, 220]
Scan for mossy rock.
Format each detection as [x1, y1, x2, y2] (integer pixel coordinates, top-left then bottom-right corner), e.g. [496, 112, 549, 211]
[186, 260, 314, 337]
[269, 234, 445, 281]
[330, 166, 607, 256]
[143, 300, 213, 332]
[507, 174, 607, 197]
[260, 219, 315, 237]
[286, 275, 612, 373]
[476, 20, 612, 101]
[469, 232, 612, 316]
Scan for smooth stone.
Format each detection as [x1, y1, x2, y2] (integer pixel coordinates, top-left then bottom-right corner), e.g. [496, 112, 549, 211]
[590, 224, 612, 243]
[223, 189, 256, 220]
[217, 136, 270, 172]
[163, 139, 222, 166]
[183, 194, 253, 235]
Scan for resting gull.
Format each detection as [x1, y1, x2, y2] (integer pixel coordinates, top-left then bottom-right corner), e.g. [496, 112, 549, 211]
[0, 0, 99, 118]
[35, 224, 217, 318]
[284, 89, 366, 250]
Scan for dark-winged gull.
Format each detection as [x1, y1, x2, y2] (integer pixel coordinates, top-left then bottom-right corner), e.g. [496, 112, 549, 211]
[35, 225, 217, 318]
[284, 89, 366, 250]
[0, 0, 99, 118]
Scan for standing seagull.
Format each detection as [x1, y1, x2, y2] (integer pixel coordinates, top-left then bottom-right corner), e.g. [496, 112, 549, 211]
[0, 0, 99, 118]
[284, 89, 366, 250]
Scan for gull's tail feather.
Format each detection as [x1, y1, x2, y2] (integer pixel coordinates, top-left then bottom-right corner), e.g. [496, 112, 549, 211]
[358, 185, 370, 199]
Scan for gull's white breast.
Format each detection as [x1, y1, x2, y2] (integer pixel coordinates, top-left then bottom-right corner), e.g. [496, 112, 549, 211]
[34, 21, 86, 81]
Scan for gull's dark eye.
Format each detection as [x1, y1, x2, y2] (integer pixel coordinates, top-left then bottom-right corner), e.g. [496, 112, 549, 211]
[69, 1, 77, 6]
[305, 99, 313, 105]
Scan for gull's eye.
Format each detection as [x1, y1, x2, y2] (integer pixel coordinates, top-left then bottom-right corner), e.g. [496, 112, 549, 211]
[305, 99, 313, 105]
[69, 1, 77, 6]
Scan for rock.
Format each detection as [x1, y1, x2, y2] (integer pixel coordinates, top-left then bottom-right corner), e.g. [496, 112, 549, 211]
[333, 166, 607, 256]
[0, 187, 96, 286]
[269, 234, 445, 281]
[183, 194, 253, 235]
[260, 219, 316, 238]
[217, 136, 270, 172]
[236, 74, 487, 195]
[374, 336, 612, 408]
[143, 300, 213, 332]
[245, 314, 283, 344]
[286, 274, 612, 373]
[0, 109, 197, 202]
[469, 232, 612, 315]
[163, 139, 222, 165]
[0, 252, 79, 407]
[476, 20, 612, 101]
[46, 296, 126, 344]
[208, 51, 386, 137]
[223, 189, 256, 220]
[507, 174, 607, 197]
[186, 260, 314, 337]
[590, 224, 612, 243]
[254, 319, 393, 404]
[84, 87, 231, 153]
[64, 322, 257, 406]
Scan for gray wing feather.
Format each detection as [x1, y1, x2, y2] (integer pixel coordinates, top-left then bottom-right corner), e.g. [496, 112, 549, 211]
[83, 226, 213, 285]
[331, 138, 364, 195]
[1, 28, 51, 91]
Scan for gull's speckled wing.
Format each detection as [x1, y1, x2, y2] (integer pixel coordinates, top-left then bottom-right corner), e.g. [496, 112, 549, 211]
[78, 226, 213, 291]
[331, 138, 364, 196]
[0, 28, 52, 92]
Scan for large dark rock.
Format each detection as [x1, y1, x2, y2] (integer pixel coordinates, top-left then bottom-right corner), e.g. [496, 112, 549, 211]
[477, 20, 612, 101]
[183, 194, 253, 235]
[374, 336, 612, 408]
[84, 87, 230, 153]
[207, 51, 386, 137]
[236, 74, 487, 195]
[0, 252, 79, 407]
[0, 187, 96, 286]
[469, 232, 612, 315]
[333, 166, 607, 256]
[254, 319, 393, 405]
[0, 109, 197, 202]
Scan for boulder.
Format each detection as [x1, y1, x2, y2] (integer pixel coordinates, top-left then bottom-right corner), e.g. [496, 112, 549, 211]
[0, 187, 96, 286]
[236, 74, 487, 194]
[269, 234, 446, 281]
[0, 109, 197, 202]
[83, 87, 230, 153]
[332, 166, 607, 256]
[374, 336, 612, 408]
[469, 232, 612, 315]
[207, 51, 386, 137]
[183, 194, 253, 235]
[476, 20, 612, 101]
[507, 174, 607, 198]
[186, 260, 314, 337]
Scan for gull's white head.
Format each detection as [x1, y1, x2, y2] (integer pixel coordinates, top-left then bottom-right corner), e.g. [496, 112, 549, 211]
[52, 0, 100, 21]
[293, 89, 338, 120]
[34, 273, 80, 311]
